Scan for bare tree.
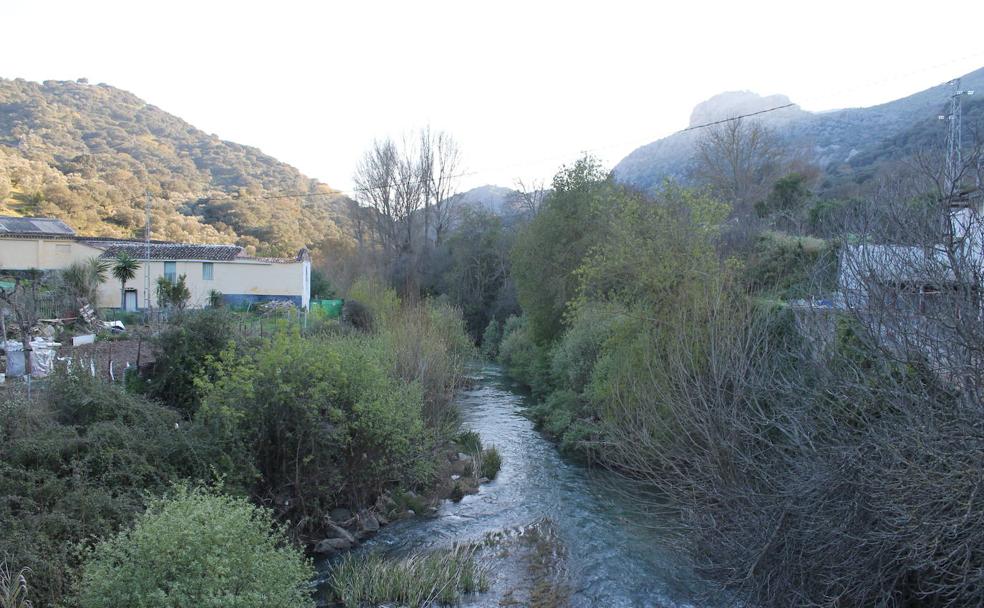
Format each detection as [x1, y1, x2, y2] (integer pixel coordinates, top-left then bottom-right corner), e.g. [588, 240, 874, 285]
[513, 177, 547, 216]
[352, 129, 461, 292]
[693, 116, 785, 214]
[0, 271, 43, 377]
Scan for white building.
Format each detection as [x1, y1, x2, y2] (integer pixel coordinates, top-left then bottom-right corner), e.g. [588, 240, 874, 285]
[0, 216, 310, 310]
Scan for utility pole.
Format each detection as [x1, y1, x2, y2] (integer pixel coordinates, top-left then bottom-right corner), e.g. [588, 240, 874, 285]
[940, 78, 975, 198]
[144, 191, 151, 317]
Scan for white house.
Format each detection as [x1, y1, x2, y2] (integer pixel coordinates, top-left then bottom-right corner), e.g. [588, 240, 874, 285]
[0, 216, 311, 310]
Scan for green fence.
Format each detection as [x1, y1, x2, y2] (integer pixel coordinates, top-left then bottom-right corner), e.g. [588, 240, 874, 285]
[311, 299, 344, 318]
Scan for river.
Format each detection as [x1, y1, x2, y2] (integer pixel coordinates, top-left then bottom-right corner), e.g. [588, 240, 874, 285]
[320, 364, 704, 607]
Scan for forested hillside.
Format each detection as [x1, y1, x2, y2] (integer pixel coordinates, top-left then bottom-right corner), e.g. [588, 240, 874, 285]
[0, 78, 354, 257]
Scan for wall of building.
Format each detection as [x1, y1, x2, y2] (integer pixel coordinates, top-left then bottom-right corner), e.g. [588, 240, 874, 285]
[96, 258, 310, 310]
[0, 237, 105, 272]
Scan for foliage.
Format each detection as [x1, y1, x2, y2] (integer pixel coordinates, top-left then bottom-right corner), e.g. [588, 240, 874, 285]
[155, 274, 191, 309]
[0, 372, 209, 607]
[436, 207, 515, 339]
[742, 231, 837, 297]
[480, 318, 502, 360]
[328, 546, 488, 608]
[54, 257, 108, 309]
[144, 309, 237, 417]
[497, 315, 553, 398]
[309, 268, 336, 299]
[510, 155, 613, 344]
[377, 301, 473, 426]
[207, 289, 224, 308]
[77, 486, 314, 608]
[198, 330, 436, 531]
[755, 171, 812, 218]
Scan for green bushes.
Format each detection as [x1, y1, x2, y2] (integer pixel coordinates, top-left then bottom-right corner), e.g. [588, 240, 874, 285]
[742, 231, 838, 298]
[198, 331, 435, 531]
[145, 308, 237, 417]
[328, 546, 488, 608]
[77, 486, 314, 608]
[0, 373, 209, 607]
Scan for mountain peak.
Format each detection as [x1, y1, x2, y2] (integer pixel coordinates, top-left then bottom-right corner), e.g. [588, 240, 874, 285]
[688, 91, 805, 127]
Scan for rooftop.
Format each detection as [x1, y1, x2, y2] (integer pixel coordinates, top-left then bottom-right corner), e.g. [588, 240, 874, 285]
[0, 216, 76, 237]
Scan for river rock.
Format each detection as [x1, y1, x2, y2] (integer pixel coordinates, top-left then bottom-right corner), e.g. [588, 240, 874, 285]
[358, 510, 380, 533]
[324, 521, 356, 544]
[457, 453, 473, 463]
[314, 537, 353, 554]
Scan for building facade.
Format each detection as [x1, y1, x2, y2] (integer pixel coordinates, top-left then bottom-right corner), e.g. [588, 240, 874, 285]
[0, 216, 310, 310]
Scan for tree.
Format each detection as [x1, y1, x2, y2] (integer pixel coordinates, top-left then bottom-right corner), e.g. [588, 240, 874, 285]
[111, 252, 139, 310]
[0, 270, 44, 376]
[352, 129, 461, 293]
[693, 116, 785, 214]
[77, 486, 315, 608]
[155, 275, 190, 310]
[510, 155, 612, 343]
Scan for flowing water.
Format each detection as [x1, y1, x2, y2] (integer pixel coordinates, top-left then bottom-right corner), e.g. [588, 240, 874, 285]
[321, 364, 704, 607]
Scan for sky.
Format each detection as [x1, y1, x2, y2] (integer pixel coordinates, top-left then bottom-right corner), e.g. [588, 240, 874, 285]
[4, 0, 984, 194]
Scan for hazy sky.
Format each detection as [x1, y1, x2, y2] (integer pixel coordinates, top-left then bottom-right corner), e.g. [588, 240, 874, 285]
[4, 1, 984, 193]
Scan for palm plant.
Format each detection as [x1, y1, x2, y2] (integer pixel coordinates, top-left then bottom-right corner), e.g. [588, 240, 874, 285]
[111, 252, 140, 310]
[59, 257, 108, 307]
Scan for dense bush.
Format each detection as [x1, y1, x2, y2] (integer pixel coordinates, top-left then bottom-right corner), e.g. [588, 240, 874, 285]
[198, 331, 436, 534]
[144, 308, 237, 417]
[77, 486, 314, 608]
[742, 231, 838, 298]
[0, 372, 209, 607]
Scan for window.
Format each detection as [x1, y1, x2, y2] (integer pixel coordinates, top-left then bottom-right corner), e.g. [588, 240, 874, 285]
[164, 261, 176, 283]
[202, 262, 214, 281]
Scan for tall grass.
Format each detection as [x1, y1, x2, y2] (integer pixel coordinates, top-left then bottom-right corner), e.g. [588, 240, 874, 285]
[478, 446, 502, 480]
[329, 545, 489, 608]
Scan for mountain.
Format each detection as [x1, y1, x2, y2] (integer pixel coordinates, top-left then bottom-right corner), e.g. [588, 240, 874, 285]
[452, 185, 523, 216]
[0, 78, 354, 257]
[614, 66, 984, 194]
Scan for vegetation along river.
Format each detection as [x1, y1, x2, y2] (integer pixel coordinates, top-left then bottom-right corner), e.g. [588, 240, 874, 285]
[318, 364, 704, 607]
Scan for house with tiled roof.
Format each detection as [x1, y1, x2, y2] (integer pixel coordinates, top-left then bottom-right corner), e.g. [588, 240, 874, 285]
[0, 216, 311, 310]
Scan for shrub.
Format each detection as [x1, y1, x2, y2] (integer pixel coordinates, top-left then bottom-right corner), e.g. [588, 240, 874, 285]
[454, 430, 483, 454]
[77, 486, 314, 608]
[198, 332, 435, 533]
[480, 318, 502, 360]
[0, 373, 209, 607]
[498, 315, 553, 397]
[380, 302, 473, 426]
[145, 309, 237, 417]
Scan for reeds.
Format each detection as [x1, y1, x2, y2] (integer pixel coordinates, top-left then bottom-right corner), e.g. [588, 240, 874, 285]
[328, 544, 489, 607]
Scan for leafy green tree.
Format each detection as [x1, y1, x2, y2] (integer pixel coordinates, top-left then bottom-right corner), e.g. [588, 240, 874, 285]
[111, 251, 139, 309]
[510, 155, 613, 344]
[77, 486, 314, 608]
